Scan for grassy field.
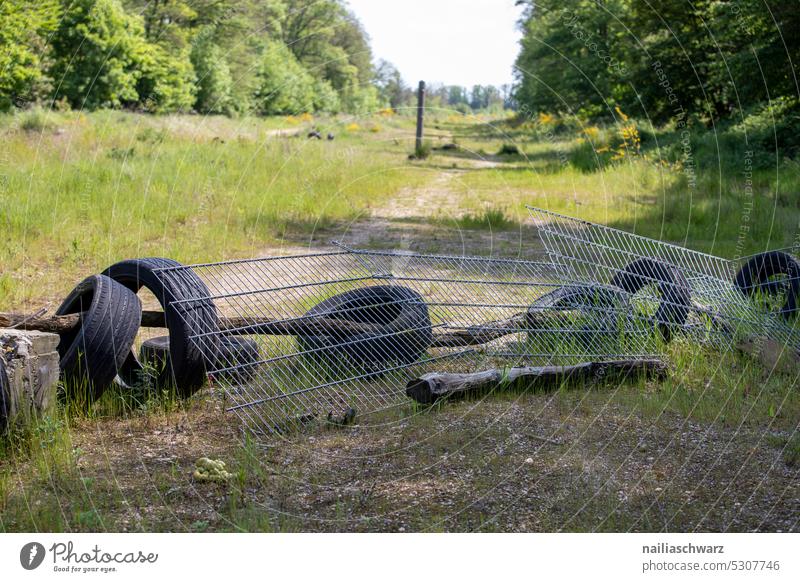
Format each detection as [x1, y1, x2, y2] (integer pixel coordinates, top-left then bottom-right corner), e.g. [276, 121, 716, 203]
[1, 109, 799, 532]
[0, 109, 430, 308]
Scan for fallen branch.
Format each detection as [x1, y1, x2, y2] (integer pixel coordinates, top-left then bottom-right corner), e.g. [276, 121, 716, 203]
[0, 310, 397, 337]
[405, 359, 669, 404]
[2, 309, 554, 345]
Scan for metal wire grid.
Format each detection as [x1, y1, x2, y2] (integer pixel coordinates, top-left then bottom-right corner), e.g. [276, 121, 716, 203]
[527, 206, 800, 348]
[154, 247, 661, 435]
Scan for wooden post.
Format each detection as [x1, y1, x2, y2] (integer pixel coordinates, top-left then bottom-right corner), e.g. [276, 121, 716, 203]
[415, 80, 425, 153]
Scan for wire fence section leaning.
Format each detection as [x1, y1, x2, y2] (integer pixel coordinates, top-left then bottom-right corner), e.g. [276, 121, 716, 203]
[154, 245, 662, 435]
[527, 206, 800, 350]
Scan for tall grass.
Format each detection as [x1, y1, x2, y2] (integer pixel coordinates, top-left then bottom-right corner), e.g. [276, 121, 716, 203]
[0, 111, 429, 308]
[443, 116, 800, 259]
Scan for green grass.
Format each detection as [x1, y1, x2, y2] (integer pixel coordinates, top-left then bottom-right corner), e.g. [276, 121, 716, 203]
[0, 110, 430, 308]
[432, 116, 800, 258]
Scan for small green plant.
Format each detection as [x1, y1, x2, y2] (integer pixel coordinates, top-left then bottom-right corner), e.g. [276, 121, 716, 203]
[410, 140, 432, 160]
[455, 208, 514, 230]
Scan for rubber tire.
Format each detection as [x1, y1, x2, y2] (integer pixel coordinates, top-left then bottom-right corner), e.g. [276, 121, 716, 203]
[297, 285, 433, 371]
[0, 356, 9, 433]
[527, 285, 630, 348]
[527, 285, 629, 314]
[610, 258, 692, 339]
[102, 258, 219, 397]
[140, 335, 260, 385]
[213, 336, 261, 382]
[734, 251, 800, 318]
[56, 274, 142, 400]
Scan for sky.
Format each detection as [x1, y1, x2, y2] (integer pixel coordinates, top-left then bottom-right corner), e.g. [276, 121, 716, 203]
[345, 0, 524, 88]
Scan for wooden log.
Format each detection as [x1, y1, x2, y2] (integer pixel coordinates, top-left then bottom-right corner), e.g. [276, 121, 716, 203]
[429, 311, 576, 347]
[0, 310, 390, 337]
[430, 313, 526, 347]
[405, 359, 669, 404]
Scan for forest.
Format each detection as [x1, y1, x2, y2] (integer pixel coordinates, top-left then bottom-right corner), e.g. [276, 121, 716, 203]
[513, 0, 800, 155]
[0, 0, 509, 115]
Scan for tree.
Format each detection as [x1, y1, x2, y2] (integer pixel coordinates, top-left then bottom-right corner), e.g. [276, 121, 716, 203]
[254, 40, 315, 114]
[190, 26, 234, 114]
[375, 60, 409, 109]
[135, 43, 196, 112]
[0, 1, 60, 110]
[49, 0, 145, 109]
[514, 0, 628, 119]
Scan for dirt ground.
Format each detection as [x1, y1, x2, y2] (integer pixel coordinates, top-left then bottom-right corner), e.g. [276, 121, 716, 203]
[66, 382, 799, 532]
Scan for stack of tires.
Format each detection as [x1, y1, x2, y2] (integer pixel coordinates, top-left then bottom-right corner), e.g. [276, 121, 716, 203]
[54, 258, 222, 402]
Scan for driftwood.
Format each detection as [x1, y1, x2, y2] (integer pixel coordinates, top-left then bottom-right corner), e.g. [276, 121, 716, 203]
[405, 359, 669, 404]
[430, 313, 527, 347]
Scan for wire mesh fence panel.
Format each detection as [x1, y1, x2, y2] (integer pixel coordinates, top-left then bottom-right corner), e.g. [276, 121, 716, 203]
[527, 206, 800, 349]
[154, 246, 662, 436]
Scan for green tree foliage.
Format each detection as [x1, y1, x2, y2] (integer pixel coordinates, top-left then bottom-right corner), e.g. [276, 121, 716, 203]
[190, 27, 234, 114]
[514, 0, 800, 133]
[312, 78, 340, 113]
[2, 0, 397, 115]
[514, 1, 628, 119]
[254, 40, 315, 114]
[135, 43, 196, 113]
[49, 0, 145, 109]
[0, 1, 60, 110]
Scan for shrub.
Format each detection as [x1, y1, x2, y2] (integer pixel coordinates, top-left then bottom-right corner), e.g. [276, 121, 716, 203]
[410, 141, 432, 160]
[18, 108, 55, 133]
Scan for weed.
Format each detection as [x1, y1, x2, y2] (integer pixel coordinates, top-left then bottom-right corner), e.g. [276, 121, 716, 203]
[410, 140, 432, 160]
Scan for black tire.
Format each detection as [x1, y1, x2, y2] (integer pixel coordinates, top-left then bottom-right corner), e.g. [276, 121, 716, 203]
[214, 336, 261, 382]
[527, 285, 629, 314]
[734, 251, 800, 318]
[102, 258, 219, 397]
[298, 285, 433, 371]
[0, 356, 10, 433]
[526, 285, 630, 349]
[610, 258, 692, 338]
[56, 274, 142, 400]
[139, 335, 171, 377]
[140, 335, 260, 385]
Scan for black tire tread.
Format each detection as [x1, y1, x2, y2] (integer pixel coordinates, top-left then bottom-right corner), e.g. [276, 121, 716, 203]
[733, 251, 800, 317]
[102, 258, 219, 397]
[56, 274, 142, 400]
[298, 285, 433, 371]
